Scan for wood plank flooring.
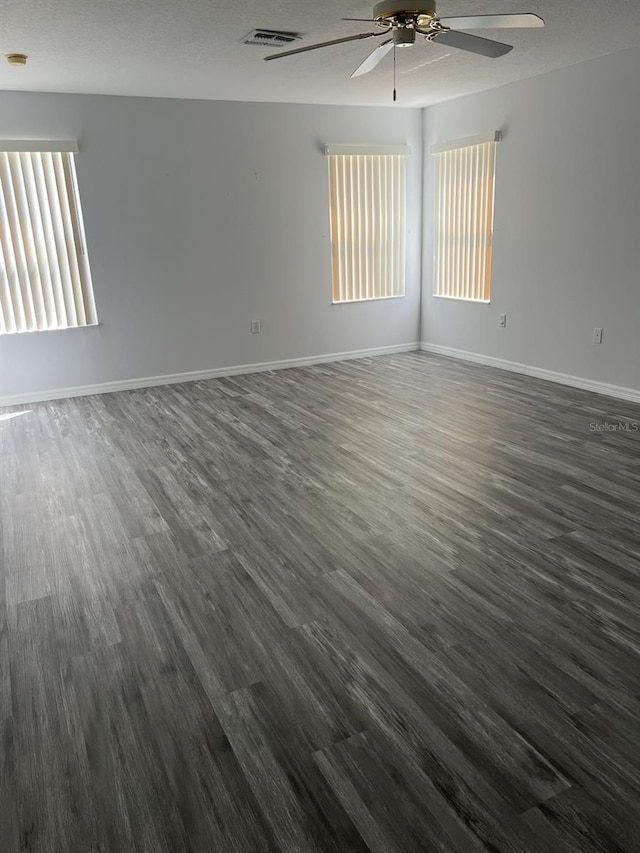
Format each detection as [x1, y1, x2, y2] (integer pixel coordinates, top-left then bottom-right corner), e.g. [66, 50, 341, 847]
[1, 352, 640, 852]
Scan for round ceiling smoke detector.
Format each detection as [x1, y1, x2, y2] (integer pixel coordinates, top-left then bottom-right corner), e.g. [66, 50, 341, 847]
[6, 53, 28, 66]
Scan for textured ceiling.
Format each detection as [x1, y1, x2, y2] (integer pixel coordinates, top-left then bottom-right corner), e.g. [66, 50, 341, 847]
[2, 0, 640, 106]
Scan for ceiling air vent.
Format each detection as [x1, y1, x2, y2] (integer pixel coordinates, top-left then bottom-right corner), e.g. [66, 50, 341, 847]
[242, 29, 301, 47]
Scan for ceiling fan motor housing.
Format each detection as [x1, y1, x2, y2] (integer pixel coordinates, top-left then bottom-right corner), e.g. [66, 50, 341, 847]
[373, 1, 437, 26]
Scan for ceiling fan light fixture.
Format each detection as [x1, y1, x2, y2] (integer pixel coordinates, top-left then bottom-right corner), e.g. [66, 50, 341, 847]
[393, 28, 416, 46]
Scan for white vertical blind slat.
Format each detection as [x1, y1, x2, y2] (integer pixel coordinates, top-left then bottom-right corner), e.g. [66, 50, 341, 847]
[447, 150, 453, 298]
[439, 151, 445, 298]
[330, 156, 341, 303]
[11, 153, 48, 329]
[486, 143, 496, 302]
[441, 149, 448, 298]
[395, 155, 403, 298]
[478, 143, 486, 301]
[396, 157, 407, 300]
[375, 156, 381, 300]
[0, 150, 96, 334]
[392, 157, 398, 299]
[0, 156, 23, 333]
[454, 149, 460, 299]
[372, 156, 378, 298]
[481, 142, 489, 301]
[49, 151, 79, 326]
[0, 228, 13, 334]
[350, 158, 357, 303]
[37, 152, 67, 327]
[462, 147, 468, 299]
[465, 146, 472, 300]
[25, 152, 59, 328]
[472, 145, 479, 301]
[69, 155, 98, 325]
[363, 156, 369, 301]
[383, 156, 389, 298]
[380, 155, 396, 296]
[340, 157, 346, 304]
[471, 147, 476, 300]
[357, 156, 364, 302]
[4, 154, 36, 330]
[451, 150, 458, 298]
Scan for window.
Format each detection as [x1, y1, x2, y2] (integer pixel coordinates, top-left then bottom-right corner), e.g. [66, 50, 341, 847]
[0, 142, 97, 335]
[326, 145, 409, 304]
[432, 132, 500, 303]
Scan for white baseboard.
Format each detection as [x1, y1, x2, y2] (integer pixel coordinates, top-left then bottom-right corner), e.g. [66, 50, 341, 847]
[1, 342, 419, 407]
[420, 342, 640, 405]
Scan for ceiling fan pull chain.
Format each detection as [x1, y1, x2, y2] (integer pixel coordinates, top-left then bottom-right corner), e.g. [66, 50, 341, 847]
[393, 42, 397, 101]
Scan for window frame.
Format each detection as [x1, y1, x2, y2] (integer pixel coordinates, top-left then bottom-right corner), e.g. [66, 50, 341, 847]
[431, 131, 500, 304]
[326, 144, 410, 306]
[0, 141, 98, 336]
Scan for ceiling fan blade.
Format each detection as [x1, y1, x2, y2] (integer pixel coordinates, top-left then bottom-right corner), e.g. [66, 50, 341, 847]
[438, 13, 544, 30]
[264, 31, 380, 61]
[433, 29, 513, 58]
[351, 39, 393, 77]
[342, 17, 378, 22]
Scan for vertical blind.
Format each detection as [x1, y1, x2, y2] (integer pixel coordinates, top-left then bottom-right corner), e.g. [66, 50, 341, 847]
[0, 148, 97, 335]
[432, 137, 498, 302]
[328, 152, 407, 303]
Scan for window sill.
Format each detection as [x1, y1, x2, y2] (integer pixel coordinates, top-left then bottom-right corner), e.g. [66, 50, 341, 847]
[0, 322, 100, 337]
[332, 295, 406, 305]
[432, 295, 491, 304]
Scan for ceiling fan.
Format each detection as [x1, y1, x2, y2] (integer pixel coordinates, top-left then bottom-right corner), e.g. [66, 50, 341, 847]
[264, 2, 544, 99]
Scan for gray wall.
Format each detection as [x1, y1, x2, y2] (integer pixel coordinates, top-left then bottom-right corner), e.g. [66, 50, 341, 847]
[0, 93, 422, 400]
[422, 45, 640, 393]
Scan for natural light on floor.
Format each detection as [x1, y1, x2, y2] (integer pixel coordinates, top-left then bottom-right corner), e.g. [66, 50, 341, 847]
[0, 410, 32, 421]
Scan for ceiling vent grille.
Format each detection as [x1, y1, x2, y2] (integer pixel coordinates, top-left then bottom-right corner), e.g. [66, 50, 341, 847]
[242, 29, 301, 47]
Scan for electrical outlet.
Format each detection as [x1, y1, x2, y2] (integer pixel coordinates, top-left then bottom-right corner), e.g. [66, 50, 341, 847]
[251, 320, 261, 334]
[498, 314, 507, 328]
[593, 327, 603, 344]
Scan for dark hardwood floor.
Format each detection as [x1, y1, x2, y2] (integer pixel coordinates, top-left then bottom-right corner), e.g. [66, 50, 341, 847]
[2, 352, 640, 852]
